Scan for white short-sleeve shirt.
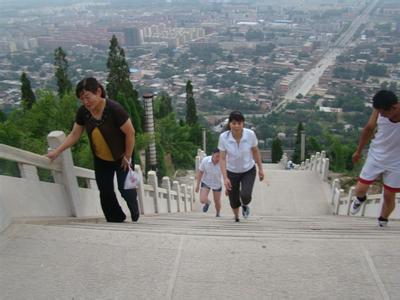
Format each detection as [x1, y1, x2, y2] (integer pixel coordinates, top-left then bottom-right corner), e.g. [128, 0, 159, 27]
[218, 128, 258, 173]
[199, 156, 222, 190]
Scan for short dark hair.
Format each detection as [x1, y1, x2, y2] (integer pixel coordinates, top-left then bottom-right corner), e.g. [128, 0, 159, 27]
[372, 90, 398, 110]
[75, 77, 106, 99]
[212, 148, 220, 154]
[228, 110, 245, 123]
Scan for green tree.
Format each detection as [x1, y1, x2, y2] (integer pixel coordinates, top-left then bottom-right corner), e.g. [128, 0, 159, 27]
[156, 113, 197, 169]
[106, 35, 143, 133]
[306, 136, 322, 157]
[271, 138, 283, 163]
[185, 80, 198, 126]
[0, 110, 6, 123]
[154, 92, 173, 119]
[156, 142, 167, 178]
[54, 47, 72, 98]
[20, 72, 36, 110]
[0, 90, 94, 169]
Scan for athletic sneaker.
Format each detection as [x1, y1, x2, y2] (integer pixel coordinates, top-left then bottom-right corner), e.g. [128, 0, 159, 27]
[242, 205, 250, 219]
[350, 197, 366, 215]
[378, 216, 388, 227]
[203, 200, 211, 213]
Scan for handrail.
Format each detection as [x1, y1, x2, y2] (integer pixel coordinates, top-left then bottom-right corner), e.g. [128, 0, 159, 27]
[0, 143, 62, 171]
[0, 134, 196, 232]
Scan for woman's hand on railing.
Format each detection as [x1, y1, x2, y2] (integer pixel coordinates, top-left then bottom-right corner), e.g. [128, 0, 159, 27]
[46, 149, 60, 162]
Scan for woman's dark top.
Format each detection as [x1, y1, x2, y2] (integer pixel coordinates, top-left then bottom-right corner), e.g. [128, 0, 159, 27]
[75, 99, 129, 160]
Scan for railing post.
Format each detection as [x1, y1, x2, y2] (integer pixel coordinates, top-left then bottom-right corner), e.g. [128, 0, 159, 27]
[314, 152, 321, 172]
[323, 158, 329, 181]
[47, 131, 80, 217]
[280, 153, 288, 169]
[347, 187, 355, 215]
[181, 184, 188, 212]
[335, 188, 344, 215]
[172, 181, 181, 212]
[188, 186, 194, 210]
[18, 164, 39, 181]
[305, 158, 310, 169]
[191, 176, 196, 204]
[161, 176, 172, 213]
[135, 165, 145, 215]
[195, 149, 206, 172]
[309, 155, 315, 171]
[148, 171, 159, 213]
[331, 179, 340, 205]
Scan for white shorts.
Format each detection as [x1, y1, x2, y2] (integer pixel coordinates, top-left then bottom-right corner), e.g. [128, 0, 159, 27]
[359, 157, 400, 192]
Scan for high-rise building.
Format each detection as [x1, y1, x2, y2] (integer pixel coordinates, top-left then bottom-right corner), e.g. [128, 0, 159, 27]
[123, 28, 144, 46]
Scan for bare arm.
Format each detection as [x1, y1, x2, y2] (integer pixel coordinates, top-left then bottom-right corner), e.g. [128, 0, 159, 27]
[46, 123, 84, 161]
[252, 146, 265, 181]
[219, 150, 231, 190]
[120, 119, 135, 170]
[195, 170, 204, 193]
[352, 110, 379, 163]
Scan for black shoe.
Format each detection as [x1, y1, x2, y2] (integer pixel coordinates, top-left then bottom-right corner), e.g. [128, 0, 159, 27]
[203, 201, 211, 212]
[131, 214, 140, 222]
[378, 216, 388, 227]
[235, 217, 240, 222]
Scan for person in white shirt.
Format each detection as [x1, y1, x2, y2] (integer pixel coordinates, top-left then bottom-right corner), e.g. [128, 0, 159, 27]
[350, 90, 400, 227]
[195, 149, 222, 217]
[218, 111, 265, 222]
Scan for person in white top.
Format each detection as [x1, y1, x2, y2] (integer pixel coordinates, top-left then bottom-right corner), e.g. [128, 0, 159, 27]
[350, 90, 400, 227]
[195, 149, 222, 217]
[218, 111, 265, 222]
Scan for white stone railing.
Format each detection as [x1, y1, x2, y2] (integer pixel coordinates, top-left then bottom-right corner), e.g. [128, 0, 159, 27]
[279, 151, 330, 182]
[195, 149, 206, 173]
[330, 179, 400, 219]
[0, 131, 195, 232]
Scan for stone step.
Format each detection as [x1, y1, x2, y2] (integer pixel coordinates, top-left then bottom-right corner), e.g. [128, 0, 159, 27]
[4, 213, 400, 300]
[22, 213, 400, 240]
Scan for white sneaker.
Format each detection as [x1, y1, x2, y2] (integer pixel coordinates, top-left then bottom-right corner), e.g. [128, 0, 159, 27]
[350, 198, 365, 215]
[242, 205, 250, 219]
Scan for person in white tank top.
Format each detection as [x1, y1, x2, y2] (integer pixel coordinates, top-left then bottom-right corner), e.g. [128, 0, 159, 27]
[350, 90, 400, 227]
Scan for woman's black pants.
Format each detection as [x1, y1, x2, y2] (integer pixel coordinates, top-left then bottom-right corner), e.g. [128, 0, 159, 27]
[227, 166, 256, 209]
[94, 157, 140, 222]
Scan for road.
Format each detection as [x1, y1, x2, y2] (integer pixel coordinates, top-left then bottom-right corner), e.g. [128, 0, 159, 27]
[271, 0, 381, 114]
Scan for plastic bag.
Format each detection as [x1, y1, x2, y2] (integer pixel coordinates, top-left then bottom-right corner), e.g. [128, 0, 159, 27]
[124, 165, 141, 189]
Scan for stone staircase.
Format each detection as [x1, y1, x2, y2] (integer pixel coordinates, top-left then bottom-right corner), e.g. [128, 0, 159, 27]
[2, 144, 400, 299]
[2, 213, 400, 299]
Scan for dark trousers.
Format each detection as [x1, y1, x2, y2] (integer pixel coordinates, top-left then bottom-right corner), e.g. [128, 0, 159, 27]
[227, 166, 256, 209]
[94, 156, 140, 222]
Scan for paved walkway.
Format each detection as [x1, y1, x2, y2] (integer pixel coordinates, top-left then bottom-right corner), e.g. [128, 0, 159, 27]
[194, 165, 332, 217]
[1, 214, 399, 299]
[2, 165, 399, 299]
